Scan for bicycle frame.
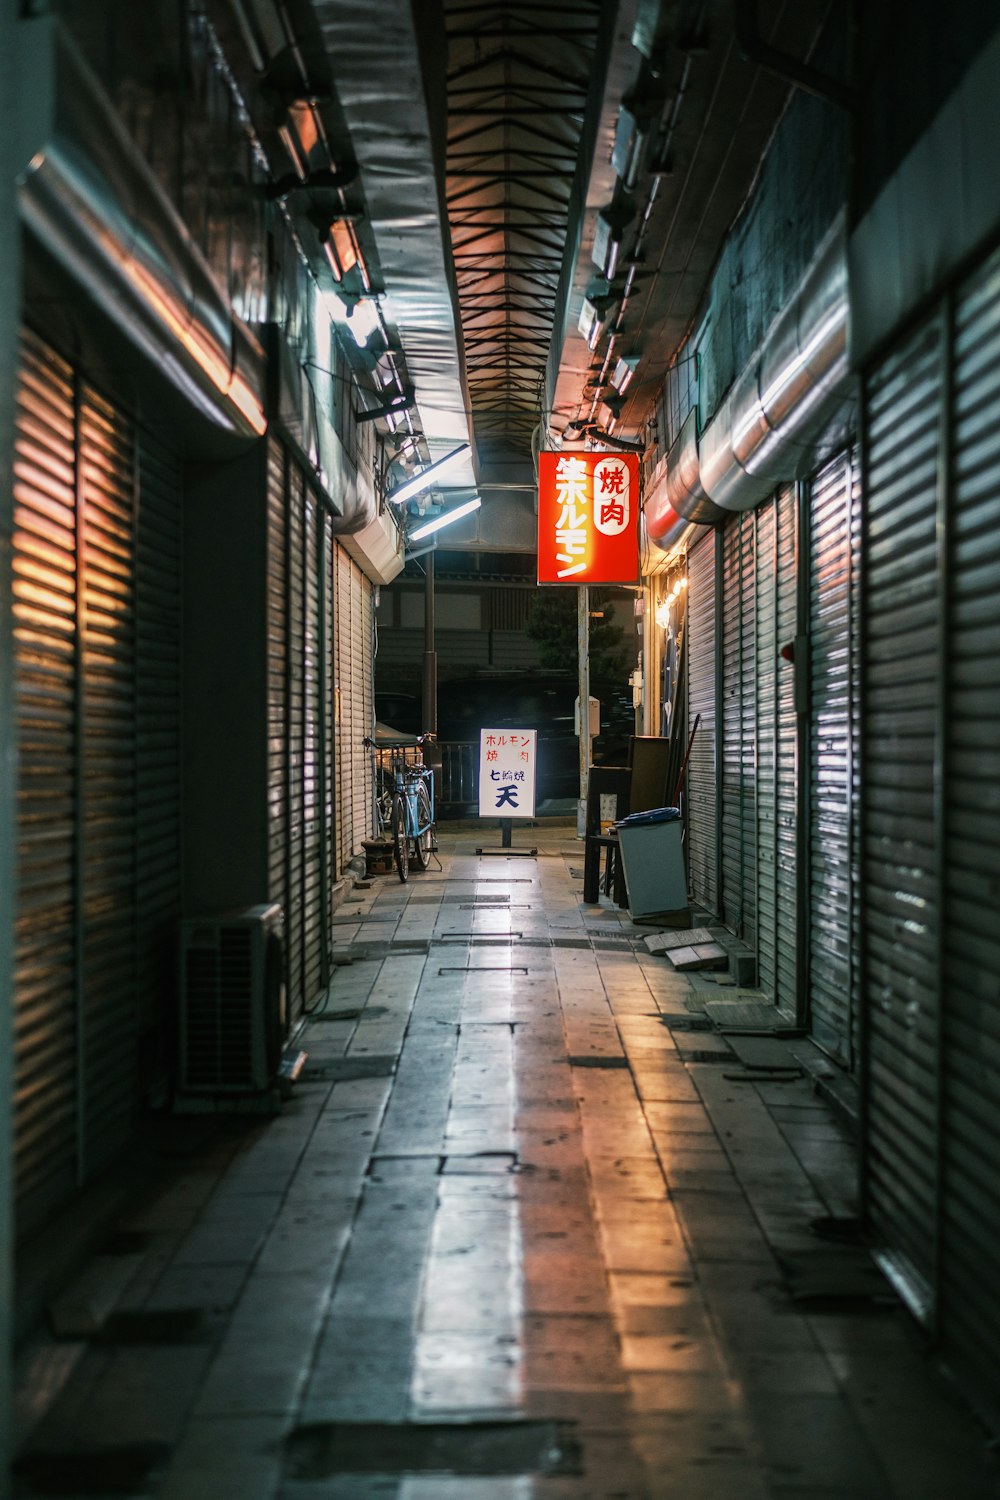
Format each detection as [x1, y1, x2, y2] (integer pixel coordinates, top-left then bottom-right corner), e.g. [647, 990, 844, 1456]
[364, 733, 437, 881]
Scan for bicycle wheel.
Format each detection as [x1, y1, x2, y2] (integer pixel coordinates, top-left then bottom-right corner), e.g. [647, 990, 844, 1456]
[412, 781, 432, 871]
[391, 793, 409, 882]
[375, 768, 394, 832]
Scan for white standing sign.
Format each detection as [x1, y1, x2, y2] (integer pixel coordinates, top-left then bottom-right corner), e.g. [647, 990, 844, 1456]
[478, 728, 537, 819]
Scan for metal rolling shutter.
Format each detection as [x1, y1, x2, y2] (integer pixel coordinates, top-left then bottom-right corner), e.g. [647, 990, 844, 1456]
[335, 546, 375, 873]
[134, 429, 182, 1084]
[774, 485, 799, 1014]
[266, 440, 288, 924]
[941, 248, 1000, 1417]
[302, 488, 323, 1000]
[755, 500, 778, 992]
[286, 460, 306, 1014]
[686, 529, 719, 911]
[720, 512, 757, 945]
[266, 444, 336, 1017]
[862, 312, 942, 1317]
[320, 513, 335, 974]
[12, 333, 80, 1230]
[78, 387, 137, 1173]
[809, 452, 860, 1065]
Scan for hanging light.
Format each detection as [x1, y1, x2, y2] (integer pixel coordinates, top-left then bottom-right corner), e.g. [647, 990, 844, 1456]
[611, 355, 639, 394]
[319, 219, 359, 282]
[387, 443, 471, 506]
[408, 495, 481, 542]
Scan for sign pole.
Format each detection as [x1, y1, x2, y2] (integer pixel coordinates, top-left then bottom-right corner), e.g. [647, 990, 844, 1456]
[577, 584, 590, 835]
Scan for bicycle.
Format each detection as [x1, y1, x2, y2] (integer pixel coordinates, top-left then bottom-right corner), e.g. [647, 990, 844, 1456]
[364, 732, 437, 883]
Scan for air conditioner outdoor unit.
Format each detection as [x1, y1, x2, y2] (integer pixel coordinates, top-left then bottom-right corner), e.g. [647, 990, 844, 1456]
[179, 904, 285, 1096]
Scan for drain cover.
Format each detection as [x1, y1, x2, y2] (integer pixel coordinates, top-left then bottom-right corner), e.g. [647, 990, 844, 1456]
[567, 1055, 630, 1069]
[285, 1420, 580, 1477]
[300, 1056, 397, 1082]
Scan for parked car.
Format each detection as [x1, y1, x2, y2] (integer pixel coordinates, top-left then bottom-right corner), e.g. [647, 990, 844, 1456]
[435, 671, 634, 804]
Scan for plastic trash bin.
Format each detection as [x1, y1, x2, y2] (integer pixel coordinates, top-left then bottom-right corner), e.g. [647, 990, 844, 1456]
[614, 806, 687, 919]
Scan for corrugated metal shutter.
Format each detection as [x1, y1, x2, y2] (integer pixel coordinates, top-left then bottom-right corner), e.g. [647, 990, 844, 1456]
[78, 387, 137, 1174]
[941, 246, 1000, 1418]
[686, 529, 718, 911]
[302, 487, 323, 1000]
[774, 485, 799, 1014]
[755, 500, 777, 992]
[265, 441, 337, 1019]
[320, 512, 336, 971]
[286, 460, 305, 1013]
[266, 439, 288, 927]
[808, 452, 860, 1065]
[336, 546, 374, 873]
[134, 428, 183, 1092]
[751, 484, 798, 1011]
[13, 330, 173, 1230]
[720, 512, 756, 945]
[862, 311, 942, 1318]
[12, 332, 80, 1231]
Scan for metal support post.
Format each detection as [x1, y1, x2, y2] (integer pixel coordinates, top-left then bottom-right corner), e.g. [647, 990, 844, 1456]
[577, 585, 590, 835]
[422, 549, 437, 735]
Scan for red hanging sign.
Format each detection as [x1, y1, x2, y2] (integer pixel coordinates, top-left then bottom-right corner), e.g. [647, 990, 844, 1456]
[537, 451, 640, 585]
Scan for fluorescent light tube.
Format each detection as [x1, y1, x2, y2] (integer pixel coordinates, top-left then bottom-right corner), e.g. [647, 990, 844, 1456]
[387, 443, 471, 506]
[408, 496, 481, 542]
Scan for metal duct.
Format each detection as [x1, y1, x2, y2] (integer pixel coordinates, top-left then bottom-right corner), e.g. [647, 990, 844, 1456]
[15, 18, 265, 440]
[313, 0, 477, 488]
[697, 212, 849, 513]
[644, 409, 726, 560]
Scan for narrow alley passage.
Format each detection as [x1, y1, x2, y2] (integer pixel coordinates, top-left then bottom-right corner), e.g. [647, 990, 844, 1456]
[13, 826, 998, 1500]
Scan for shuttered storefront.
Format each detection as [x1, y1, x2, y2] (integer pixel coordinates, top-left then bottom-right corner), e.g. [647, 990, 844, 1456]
[861, 312, 943, 1319]
[686, 529, 719, 912]
[78, 387, 137, 1175]
[808, 452, 860, 1065]
[336, 546, 375, 875]
[773, 486, 799, 1013]
[755, 502, 777, 988]
[755, 487, 798, 1012]
[940, 245, 1000, 1421]
[266, 440, 340, 1019]
[12, 329, 182, 1235]
[135, 429, 183, 1093]
[720, 512, 757, 946]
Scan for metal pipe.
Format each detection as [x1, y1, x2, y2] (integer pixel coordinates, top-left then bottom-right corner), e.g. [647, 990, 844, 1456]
[423, 551, 437, 736]
[733, 0, 855, 110]
[578, 586, 590, 828]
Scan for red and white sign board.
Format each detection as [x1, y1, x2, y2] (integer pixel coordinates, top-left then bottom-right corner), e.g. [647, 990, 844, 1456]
[478, 729, 537, 819]
[537, 451, 639, 585]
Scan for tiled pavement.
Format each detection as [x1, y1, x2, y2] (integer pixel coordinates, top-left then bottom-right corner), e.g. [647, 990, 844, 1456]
[12, 824, 1000, 1498]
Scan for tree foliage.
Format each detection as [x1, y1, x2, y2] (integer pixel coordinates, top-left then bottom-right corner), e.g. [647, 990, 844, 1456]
[525, 588, 632, 679]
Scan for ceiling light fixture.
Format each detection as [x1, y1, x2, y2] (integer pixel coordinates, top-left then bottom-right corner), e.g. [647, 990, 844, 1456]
[324, 290, 382, 349]
[387, 442, 471, 506]
[319, 220, 358, 282]
[578, 297, 607, 351]
[408, 495, 481, 542]
[611, 355, 639, 394]
[592, 210, 624, 282]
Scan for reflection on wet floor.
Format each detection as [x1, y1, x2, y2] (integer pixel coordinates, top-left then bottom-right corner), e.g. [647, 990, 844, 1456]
[11, 827, 1000, 1500]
